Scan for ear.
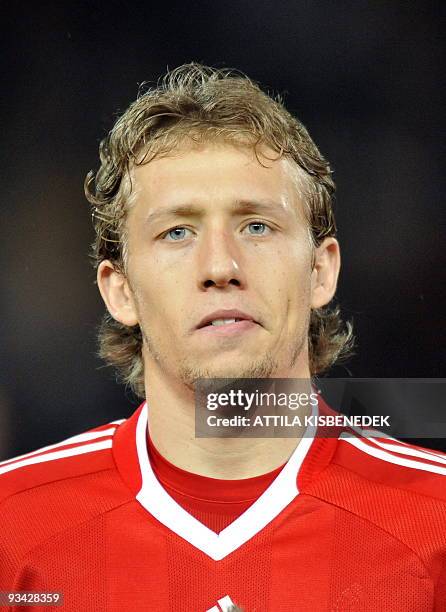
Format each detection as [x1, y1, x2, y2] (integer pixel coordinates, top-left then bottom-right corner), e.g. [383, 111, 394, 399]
[310, 237, 341, 309]
[96, 260, 139, 326]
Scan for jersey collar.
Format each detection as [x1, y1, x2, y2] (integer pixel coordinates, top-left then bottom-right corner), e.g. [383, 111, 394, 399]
[113, 397, 336, 561]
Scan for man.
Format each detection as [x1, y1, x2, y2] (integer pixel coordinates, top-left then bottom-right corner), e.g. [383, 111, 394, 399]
[1, 63, 445, 611]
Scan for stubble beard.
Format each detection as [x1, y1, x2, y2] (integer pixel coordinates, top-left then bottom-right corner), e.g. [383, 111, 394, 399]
[177, 352, 280, 390]
[141, 323, 309, 392]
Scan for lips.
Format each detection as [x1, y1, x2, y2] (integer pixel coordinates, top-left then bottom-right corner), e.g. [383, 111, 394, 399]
[196, 309, 257, 330]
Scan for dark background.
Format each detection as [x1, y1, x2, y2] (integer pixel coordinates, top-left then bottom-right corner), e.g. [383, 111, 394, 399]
[1, 2, 444, 459]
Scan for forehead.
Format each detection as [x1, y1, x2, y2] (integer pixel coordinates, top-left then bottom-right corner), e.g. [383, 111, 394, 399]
[127, 142, 309, 221]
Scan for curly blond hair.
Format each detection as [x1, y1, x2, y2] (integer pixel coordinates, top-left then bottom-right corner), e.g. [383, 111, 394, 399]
[85, 63, 354, 398]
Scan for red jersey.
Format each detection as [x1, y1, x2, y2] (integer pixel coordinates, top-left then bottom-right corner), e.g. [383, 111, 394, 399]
[1, 399, 446, 611]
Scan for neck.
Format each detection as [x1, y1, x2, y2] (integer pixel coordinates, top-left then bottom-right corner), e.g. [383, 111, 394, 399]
[144, 359, 313, 480]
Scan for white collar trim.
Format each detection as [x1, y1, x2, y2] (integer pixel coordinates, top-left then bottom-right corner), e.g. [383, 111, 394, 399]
[135, 401, 318, 561]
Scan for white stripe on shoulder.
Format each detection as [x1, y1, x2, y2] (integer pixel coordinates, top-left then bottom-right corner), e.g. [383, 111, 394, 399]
[395, 441, 446, 461]
[0, 425, 120, 468]
[363, 437, 446, 466]
[346, 426, 446, 465]
[339, 433, 446, 476]
[0, 440, 113, 475]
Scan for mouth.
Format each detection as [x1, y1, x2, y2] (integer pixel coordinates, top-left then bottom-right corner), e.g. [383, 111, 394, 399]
[195, 309, 260, 336]
[197, 319, 258, 337]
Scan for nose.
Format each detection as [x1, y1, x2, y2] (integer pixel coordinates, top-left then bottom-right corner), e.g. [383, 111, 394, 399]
[197, 227, 246, 290]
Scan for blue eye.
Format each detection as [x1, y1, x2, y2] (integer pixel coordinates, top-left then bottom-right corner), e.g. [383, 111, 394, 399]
[163, 227, 191, 241]
[161, 222, 272, 242]
[246, 222, 269, 235]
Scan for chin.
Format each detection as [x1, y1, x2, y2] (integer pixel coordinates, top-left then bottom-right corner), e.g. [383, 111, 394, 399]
[178, 353, 279, 387]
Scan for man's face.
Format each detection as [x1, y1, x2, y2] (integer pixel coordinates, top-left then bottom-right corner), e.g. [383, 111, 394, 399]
[123, 142, 317, 386]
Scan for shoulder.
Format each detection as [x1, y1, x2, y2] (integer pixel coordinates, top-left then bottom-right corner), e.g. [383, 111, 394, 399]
[0, 417, 133, 587]
[0, 418, 125, 502]
[0, 417, 133, 543]
[302, 428, 446, 588]
[333, 426, 446, 502]
[305, 428, 446, 572]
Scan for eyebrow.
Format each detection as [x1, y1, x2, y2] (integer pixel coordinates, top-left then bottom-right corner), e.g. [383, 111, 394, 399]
[144, 199, 288, 225]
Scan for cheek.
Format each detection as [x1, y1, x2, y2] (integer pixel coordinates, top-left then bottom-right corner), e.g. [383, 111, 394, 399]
[262, 243, 312, 298]
[130, 262, 187, 329]
[253, 260, 311, 334]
